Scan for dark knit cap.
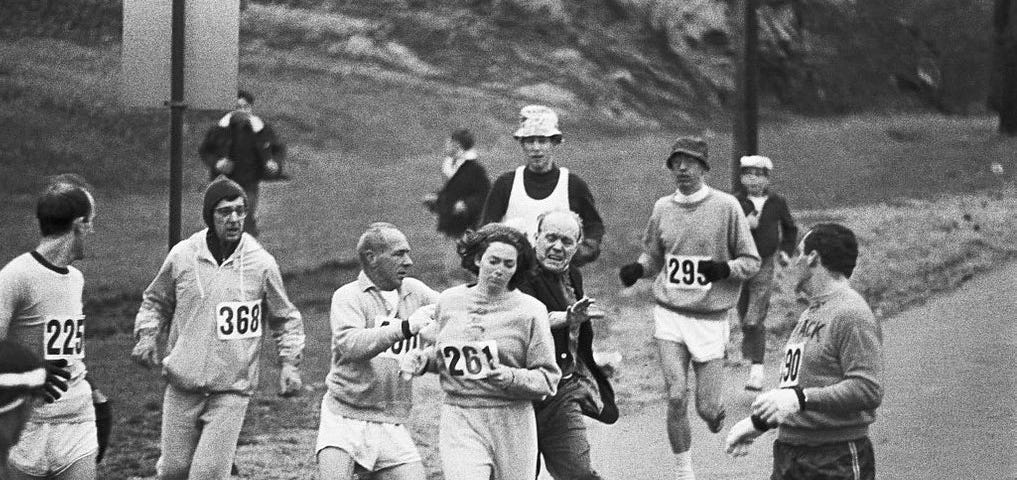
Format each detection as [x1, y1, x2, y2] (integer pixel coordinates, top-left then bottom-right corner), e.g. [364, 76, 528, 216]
[203, 175, 247, 229]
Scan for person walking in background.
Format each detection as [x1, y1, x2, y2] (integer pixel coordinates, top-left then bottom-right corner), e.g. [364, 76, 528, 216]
[130, 175, 305, 480]
[618, 136, 760, 480]
[482, 105, 604, 267]
[726, 224, 884, 480]
[0, 174, 99, 480]
[423, 128, 491, 272]
[199, 89, 287, 236]
[0, 340, 48, 479]
[402, 223, 560, 480]
[517, 210, 617, 480]
[735, 155, 798, 391]
[316, 222, 439, 480]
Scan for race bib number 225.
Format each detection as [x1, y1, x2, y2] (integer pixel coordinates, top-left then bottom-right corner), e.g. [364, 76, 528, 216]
[44, 315, 85, 360]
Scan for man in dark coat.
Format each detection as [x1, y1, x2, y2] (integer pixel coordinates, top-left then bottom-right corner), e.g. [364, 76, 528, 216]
[199, 90, 286, 236]
[517, 209, 617, 480]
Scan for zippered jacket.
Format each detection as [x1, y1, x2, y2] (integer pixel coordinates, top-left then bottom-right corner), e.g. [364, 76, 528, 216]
[134, 230, 304, 394]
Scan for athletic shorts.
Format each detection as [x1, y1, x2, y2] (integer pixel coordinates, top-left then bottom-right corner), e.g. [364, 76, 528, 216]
[771, 437, 875, 480]
[315, 399, 421, 472]
[8, 420, 98, 477]
[653, 305, 729, 362]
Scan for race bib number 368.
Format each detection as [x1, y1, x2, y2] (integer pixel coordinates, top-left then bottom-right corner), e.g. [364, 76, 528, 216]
[216, 300, 263, 340]
[440, 340, 499, 380]
[665, 255, 711, 290]
[44, 315, 85, 360]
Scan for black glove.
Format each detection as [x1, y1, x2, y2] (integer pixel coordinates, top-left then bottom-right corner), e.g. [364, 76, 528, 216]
[41, 359, 71, 403]
[619, 262, 644, 287]
[94, 397, 113, 463]
[697, 260, 731, 283]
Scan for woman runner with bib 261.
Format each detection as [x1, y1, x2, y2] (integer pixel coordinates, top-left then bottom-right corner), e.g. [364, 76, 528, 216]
[401, 223, 560, 480]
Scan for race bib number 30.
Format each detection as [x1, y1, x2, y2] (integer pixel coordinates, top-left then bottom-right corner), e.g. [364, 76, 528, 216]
[779, 342, 804, 388]
[44, 315, 85, 360]
[440, 340, 499, 380]
[216, 300, 263, 340]
[665, 255, 711, 290]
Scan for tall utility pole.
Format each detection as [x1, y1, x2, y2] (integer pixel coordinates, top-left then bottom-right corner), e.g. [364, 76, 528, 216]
[732, 0, 759, 193]
[168, 0, 186, 249]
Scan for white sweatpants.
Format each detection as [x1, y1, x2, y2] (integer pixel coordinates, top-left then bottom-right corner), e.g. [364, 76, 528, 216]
[439, 402, 537, 480]
[156, 384, 251, 480]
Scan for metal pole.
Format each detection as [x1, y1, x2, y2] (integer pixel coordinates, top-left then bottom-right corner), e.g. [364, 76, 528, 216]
[732, 0, 759, 193]
[168, 0, 186, 249]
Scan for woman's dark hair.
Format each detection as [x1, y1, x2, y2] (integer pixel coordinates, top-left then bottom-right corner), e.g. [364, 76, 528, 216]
[803, 223, 859, 278]
[456, 223, 534, 290]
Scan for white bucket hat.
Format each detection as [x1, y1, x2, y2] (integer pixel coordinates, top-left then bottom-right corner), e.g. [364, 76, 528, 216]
[740, 155, 774, 171]
[513, 105, 562, 139]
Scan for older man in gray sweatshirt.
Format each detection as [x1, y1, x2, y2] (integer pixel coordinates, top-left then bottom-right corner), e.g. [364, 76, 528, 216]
[316, 222, 438, 480]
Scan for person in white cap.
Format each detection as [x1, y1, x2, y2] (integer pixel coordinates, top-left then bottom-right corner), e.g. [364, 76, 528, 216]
[481, 105, 604, 267]
[131, 175, 305, 480]
[0, 340, 48, 479]
[618, 136, 759, 480]
[735, 155, 798, 391]
[0, 173, 99, 480]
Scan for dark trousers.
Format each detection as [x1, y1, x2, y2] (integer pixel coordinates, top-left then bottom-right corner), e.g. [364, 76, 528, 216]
[772, 437, 875, 480]
[241, 183, 259, 237]
[534, 376, 603, 480]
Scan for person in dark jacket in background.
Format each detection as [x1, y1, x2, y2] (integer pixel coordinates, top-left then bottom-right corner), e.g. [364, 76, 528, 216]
[735, 155, 798, 392]
[517, 209, 617, 480]
[199, 90, 286, 236]
[424, 128, 491, 240]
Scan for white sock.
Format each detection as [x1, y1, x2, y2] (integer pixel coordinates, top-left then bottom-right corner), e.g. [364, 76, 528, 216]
[750, 364, 765, 377]
[675, 451, 695, 480]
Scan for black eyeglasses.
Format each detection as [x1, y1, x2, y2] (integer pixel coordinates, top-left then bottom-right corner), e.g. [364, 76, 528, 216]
[214, 206, 247, 218]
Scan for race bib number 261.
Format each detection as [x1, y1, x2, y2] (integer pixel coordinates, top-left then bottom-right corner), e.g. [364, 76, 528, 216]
[441, 340, 499, 380]
[216, 300, 262, 340]
[44, 315, 85, 360]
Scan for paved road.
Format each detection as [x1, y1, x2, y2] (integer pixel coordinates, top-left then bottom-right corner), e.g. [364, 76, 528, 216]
[576, 262, 1017, 480]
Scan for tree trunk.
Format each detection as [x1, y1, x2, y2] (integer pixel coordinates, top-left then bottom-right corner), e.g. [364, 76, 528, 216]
[991, 0, 1017, 135]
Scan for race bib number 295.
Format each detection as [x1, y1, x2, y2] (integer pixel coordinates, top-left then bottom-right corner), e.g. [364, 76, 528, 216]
[216, 301, 262, 340]
[44, 316, 85, 360]
[665, 255, 711, 290]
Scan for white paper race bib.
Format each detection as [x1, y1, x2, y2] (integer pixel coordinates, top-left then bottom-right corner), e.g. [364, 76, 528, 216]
[779, 341, 805, 388]
[440, 340, 500, 380]
[43, 315, 85, 360]
[665, 255, 711, 290]
[216, 300, 263, 340]
[376, 316, 423, 360]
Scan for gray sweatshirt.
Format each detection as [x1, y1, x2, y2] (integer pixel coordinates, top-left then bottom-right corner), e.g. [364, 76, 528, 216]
[778, 284, 885, 445]
[432, 285, 561, 408]
[639, 187, 760, 316]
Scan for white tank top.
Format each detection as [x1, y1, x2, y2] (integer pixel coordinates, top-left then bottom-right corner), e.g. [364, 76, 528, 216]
[502, 165, 570, 239]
